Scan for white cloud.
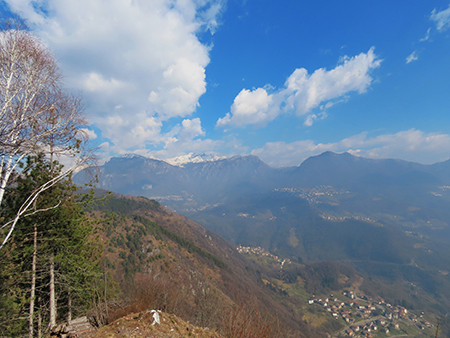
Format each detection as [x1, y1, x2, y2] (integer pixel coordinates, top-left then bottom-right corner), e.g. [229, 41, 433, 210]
[431, 4, 450, 31]
[216, 48, 382, 128]
[2, 0, 46, 25]
[216, 87, 275, 128]
[99, 141, 110, 151]
[95, 112, 163, 151]
[128, 117, 224, 160]
[406, 51, 419, 64]
[77, 128, 97, 140]
[4, 0, 224, 154]
[304, 112, 327, 127]
[251, 129, 450, 167]
[149, 58, 207, 118]
[83, 73, 131, 93]
[285, 48, 381, 115]
[419, 28, 431, 42]
[197, 0, 225, 34]
[181, 118, 205, 137]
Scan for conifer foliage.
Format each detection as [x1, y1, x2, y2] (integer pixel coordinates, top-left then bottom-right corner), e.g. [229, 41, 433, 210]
[0, 155, 101, 337]
[0, 19, 91, 250]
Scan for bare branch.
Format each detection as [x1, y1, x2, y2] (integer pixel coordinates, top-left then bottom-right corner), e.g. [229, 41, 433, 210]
[0, 19, 90, 208]
[0, 163, 78, 250]
[1, 201, 62, 230]
[0, 20, 94, 249]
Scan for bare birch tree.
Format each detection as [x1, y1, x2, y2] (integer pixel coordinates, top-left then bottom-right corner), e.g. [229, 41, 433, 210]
[0, 20, 90, 249]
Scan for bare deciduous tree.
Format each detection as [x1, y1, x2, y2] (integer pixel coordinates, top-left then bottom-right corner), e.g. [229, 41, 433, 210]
[0, 20, 91, 249]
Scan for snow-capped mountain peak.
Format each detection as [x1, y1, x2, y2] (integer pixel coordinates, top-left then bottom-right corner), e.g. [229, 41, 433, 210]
[165, 153, 227, 167]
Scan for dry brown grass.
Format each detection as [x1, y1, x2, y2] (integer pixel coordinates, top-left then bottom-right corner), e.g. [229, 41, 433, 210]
[108, 274, 184, 324]
[102, 274, 283, 338]
[92, 311, 223, 338]
[223, 300, 280, 338]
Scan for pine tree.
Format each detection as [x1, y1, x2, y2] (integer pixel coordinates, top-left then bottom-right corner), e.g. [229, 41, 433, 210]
[0, 155, 102, 337]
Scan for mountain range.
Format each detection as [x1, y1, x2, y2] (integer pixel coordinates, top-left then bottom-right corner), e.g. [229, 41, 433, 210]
[75, 151, 450, 323]
[74, 152, 450, 336]
[75, 151, 450, 218]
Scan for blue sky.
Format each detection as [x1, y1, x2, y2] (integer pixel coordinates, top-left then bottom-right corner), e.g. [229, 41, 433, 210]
[2, 0, 450, 166]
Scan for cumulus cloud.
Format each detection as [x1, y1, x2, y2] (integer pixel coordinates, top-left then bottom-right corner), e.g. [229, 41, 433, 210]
[4, 0, 223, 154]
[406, 51, 419, 64]
[217, 48, 382, 128]
[128, 117, 225, 160]
[431, 4, 450, 31]
[83, 73, 131, 93]
[251, 129, 450, 167]
[217, 87, 275, 128]
[178, 118, 205, 141]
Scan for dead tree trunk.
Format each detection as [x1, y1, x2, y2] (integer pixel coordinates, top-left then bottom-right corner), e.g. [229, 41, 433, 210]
[28, 223, 37, 337]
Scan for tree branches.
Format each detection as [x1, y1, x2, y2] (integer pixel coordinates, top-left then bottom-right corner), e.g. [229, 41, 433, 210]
[0, 20, 93, 248]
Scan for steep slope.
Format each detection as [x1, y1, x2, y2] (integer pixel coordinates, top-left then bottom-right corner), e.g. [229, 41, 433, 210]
[88, 193, 331, 337]
[182, 155, 278, 203]
[75, 155, 278, 210]
[83, 192, 450, 337]
[78, 155, 187, 197]
[186, 190, 450, 316]
[293, 151, 440, 191]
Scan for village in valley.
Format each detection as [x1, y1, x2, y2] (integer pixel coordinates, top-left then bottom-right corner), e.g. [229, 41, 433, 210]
[237, 245, 437, 337]
[236, 245, 292, 268]
[308, 291, 435, 337]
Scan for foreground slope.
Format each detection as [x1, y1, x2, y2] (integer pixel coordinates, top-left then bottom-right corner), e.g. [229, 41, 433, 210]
[92, 311, 223, 338]
[87, 192, 449, 337]
[89, 193, 337, 337]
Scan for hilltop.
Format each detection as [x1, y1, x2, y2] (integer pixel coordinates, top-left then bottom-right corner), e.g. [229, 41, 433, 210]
[92, 311, 223, 338]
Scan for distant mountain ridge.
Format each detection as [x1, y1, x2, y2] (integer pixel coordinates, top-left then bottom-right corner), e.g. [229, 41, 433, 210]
[74, 150, 450, 250]
[75, 151, 450, 209]
[75, 153, 278, 206]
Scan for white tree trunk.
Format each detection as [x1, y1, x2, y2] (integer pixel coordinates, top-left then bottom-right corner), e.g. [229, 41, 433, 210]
[0, 24, 90, 249]
[49, 255, 56, 328]
[0, 154, 14, 207]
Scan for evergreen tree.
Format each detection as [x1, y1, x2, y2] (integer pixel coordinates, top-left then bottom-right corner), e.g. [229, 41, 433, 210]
[0, 155, 101, 337]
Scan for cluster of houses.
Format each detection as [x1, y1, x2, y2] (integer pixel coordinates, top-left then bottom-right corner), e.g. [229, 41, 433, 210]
[343, 321, 392, 337]
[319, 214, 376, 222]
[308, 291, 433, 337]
[236, 245, 291, 268]
[275, 186, 378, 223]
[274, 185, 349, 204]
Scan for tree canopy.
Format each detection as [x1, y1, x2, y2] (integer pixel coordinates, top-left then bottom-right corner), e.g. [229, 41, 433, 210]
[0, 20, 92, 249]
[0, 155, 102, 337]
